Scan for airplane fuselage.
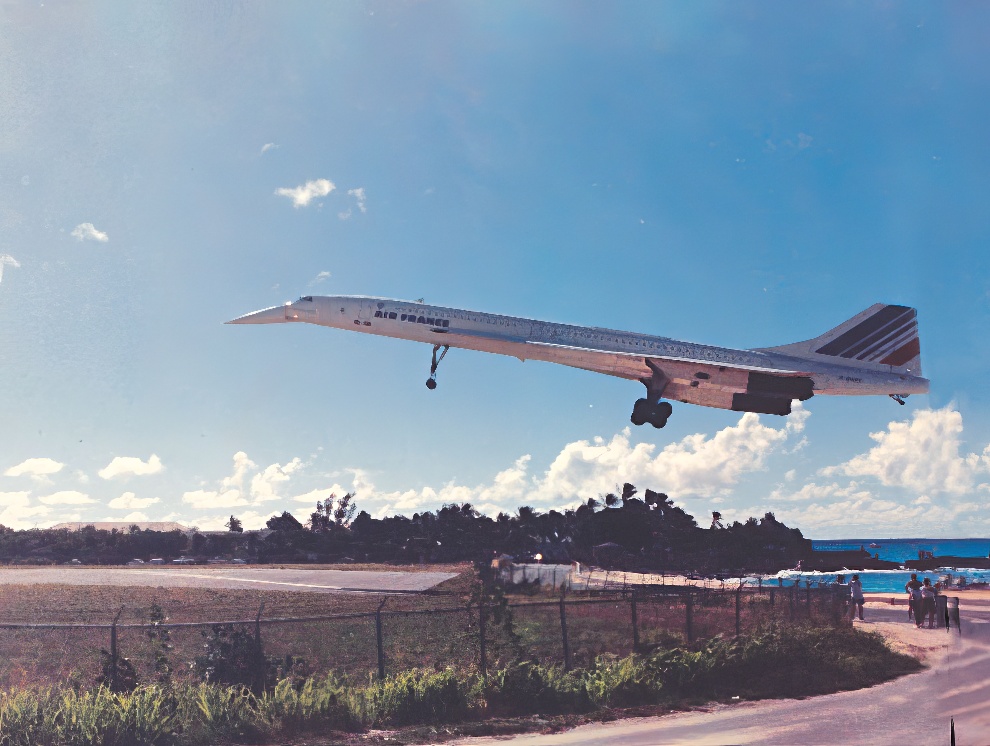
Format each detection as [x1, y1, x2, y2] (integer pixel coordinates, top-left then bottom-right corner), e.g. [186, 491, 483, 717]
[261, 295, 928, 405]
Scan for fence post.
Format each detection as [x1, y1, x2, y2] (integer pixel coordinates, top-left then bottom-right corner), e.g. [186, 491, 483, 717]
[685, 593, 694, 643]
[478, 594, 488, 681]
[806, 585, 812, 617]
[789, 586, 795, 620]
[769, 588, 775, 607]
[109, 606, 124, 691]
[630, 591, 640, 652]
[376, 598, 387, 680]
[735, 588, 741, 636]
[254, 601, 265, 645]
[559, 592, 571, 671]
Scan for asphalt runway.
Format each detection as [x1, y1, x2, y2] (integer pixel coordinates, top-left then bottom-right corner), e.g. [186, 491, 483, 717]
[0, 567, 459, 594]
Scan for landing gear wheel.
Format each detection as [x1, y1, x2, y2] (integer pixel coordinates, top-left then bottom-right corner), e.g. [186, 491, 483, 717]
[426, 378, 437, 390]
[631, 398, 650, 426]
[648, 411, 669, 429]
[631, 399, 671, 428]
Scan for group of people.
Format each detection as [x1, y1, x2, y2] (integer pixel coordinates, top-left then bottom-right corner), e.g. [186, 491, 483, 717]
[905, 573, 943, 629]
[845, 572, 943, 628]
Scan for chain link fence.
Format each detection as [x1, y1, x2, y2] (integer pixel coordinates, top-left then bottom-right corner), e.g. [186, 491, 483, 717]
[0, 581, 950, 689]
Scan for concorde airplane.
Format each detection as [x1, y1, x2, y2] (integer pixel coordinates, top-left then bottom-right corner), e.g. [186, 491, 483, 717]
[227, 296, 928, 428]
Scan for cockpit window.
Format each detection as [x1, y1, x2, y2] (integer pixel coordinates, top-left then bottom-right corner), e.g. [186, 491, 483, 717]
[298, 296, 313, 302]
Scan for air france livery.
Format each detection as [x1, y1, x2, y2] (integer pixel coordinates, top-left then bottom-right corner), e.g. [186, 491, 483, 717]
[228, 296, 928, 428]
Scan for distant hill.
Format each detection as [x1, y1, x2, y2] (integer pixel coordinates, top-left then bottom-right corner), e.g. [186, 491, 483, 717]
[50, 521, 192, 533]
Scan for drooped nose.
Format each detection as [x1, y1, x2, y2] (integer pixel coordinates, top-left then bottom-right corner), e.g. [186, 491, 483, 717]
[225, 305, 290, 324]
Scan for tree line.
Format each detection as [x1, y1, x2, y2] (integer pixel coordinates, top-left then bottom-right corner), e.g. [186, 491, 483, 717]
[0, 485, 811, 573]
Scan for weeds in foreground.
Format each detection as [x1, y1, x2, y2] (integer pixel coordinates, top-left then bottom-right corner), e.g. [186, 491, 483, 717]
[0, 625, 920, 745]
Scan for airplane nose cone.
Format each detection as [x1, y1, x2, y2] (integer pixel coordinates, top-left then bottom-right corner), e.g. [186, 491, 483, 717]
[225, 305, 288, 324]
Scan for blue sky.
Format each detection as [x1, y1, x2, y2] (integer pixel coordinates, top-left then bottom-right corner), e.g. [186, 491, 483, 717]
[2, 2, 989, 538]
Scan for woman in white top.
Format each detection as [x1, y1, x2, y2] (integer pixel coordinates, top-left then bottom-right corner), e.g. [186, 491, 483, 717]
[849, 574, 865, 621]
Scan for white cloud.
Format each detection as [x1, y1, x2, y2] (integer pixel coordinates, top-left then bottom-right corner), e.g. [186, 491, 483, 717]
[192, 452, 306, 508]
[309, 270, 332, 286]
[182, 489, 248, 510]
[70, 222, 109, 242]
[0, 254, 20, 286]
[221, 452, 256, 493]
[39, 490, 94, 505]
[821, 406, 988, 495]
[767, 481, 872, 503]
[107, 492, 161, 510]
[193, 510, 280, 532]
[98, 454, 164, 480]
[5, 457, 64, 480]
[322, 411, 804, 520]
[275, 178, 335, 208]
[121, 512, 149, 522]
[0, 492, 49, 529]
[260, 142, 277, 154]
[772, 496, 929, 534]
[347, 187, 367, 213]
[251, 458, 303, 502]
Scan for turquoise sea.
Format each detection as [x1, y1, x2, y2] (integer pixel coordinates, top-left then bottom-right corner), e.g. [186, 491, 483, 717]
[811, 538, 990, 565]
[769, 538, 990, 593]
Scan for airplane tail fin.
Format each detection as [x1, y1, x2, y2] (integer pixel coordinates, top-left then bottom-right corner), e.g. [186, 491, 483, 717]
[761, 304, 922, 375]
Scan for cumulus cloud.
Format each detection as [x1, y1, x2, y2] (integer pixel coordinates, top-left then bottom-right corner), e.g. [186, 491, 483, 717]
[192, 510, 280, 532]
[5, 457, 64, 480]
[0, 492, 49, 528]
[70, 222, 109, 242]
[183, 452, 305, 510]
[38, 490, 94, 505]
[98, 455, 164, 480]
[309, 271, 332, 286]
[771, 495, 930, 534]
[767, 481, 873, 503]
[260, 142, 278, 154]
[182, 489, 248, 510]
[0, 254, 20, 286]
[251, 458, 303, 502]
[221, 452, 257, 493]
[821, 406, 989, 495]
[275, 179, 335, 208]
[312, 411, 805, 520]
[107, 492, 161, 510]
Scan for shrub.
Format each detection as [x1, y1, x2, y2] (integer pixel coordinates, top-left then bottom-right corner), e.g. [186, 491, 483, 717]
[358, 668, 470, 727]
[257, 674, 356, 735]
[193, 625, 270, 693]
[486, 661, 589, 715]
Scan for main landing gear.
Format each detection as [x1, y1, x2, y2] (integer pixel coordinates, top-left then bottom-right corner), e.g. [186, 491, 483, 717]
[631, 398, 672, 428]
[632, 359, 672, 428]
[426, 344, 449, 390]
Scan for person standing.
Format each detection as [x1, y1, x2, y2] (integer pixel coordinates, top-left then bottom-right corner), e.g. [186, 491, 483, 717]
[849, 573, 865, 621]
[921, 577, 937, 628]
[905, 574, 923, 627]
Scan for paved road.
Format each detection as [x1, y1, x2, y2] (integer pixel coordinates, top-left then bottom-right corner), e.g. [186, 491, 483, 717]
[0, 567, 458, 594]
[456, 603, 990, 746]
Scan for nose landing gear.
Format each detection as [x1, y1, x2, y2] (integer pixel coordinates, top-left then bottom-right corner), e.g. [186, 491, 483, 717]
[426, 344, 449, 389]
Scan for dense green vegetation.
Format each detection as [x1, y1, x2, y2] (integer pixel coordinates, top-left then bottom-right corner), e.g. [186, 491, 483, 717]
[0, 625, 920, 745]
[0, 485, 810, 573]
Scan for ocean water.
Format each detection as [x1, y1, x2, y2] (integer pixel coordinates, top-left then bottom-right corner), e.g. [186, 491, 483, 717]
[812, 538, 990, 565]
[775, 538, 990, 593]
